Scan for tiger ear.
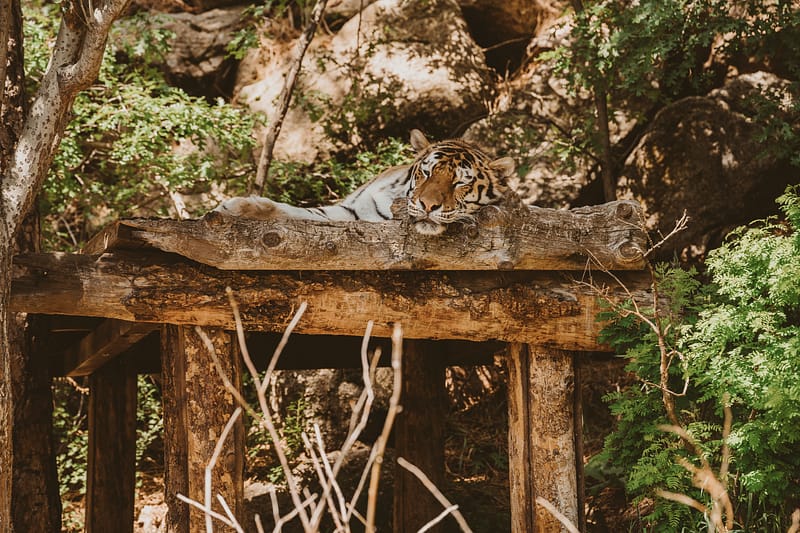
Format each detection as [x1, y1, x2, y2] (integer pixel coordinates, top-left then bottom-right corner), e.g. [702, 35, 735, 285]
[489, 156, 516, 179]
[409, 129, 430, 153]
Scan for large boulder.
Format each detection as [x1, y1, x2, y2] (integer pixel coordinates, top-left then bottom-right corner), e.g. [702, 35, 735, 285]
[236, 0, 494, 162]
[617, 72, 799, 262]
[157, 7, 245, 98]
[457, 0, 567, 72]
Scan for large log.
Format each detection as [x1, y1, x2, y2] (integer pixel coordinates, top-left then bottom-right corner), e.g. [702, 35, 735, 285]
[82, 200, 647, 271]
[11, 252, 651, 351]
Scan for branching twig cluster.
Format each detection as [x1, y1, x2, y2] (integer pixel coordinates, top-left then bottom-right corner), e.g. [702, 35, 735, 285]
[180, 289, 472, 532]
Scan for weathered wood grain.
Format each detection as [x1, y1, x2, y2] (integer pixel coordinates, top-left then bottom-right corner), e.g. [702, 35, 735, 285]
[11, 251, 651, 351]
[82, 200, 647, 271]
[86, 355, 137, 533]
[507, 344, 579, 532]
[62, 319, 158, 376]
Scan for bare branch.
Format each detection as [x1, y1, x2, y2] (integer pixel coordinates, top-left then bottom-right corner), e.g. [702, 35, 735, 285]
[253, 0, 329, 195]
[365, 323, 403, 532]
[398, 457, 473, 533]
[534, 496, 581, 533]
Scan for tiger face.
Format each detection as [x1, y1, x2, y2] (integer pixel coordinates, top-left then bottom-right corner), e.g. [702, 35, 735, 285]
[406, 129, 516, 236]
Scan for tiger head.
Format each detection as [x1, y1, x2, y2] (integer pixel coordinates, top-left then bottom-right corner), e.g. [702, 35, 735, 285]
[405, 129, 516, 236]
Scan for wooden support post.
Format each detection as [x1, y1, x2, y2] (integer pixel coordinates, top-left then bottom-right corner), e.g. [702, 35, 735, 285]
[86, 354, 137, 533]
[161, 325, 243, 533]
[507, 344, 579, 532]
[394, 340, 446, 532]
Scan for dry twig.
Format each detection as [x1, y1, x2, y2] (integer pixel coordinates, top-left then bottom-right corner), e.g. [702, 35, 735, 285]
[253, 0, 329, 195]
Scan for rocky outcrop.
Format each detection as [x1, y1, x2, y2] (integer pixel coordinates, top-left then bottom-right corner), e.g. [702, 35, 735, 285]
[157, 7, 245, 98]
[236, 0, 494, 162]
[458, 0, 566, 72]
[617, 72, 799, 261]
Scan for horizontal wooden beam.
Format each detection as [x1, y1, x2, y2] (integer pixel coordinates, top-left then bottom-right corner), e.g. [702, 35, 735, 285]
[11, 252, 650, 351]
[62, 319, 158, 376]
[82, 200, 647, 271]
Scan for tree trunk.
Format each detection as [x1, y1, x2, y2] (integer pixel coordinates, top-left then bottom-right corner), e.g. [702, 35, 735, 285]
[0, 0, 131, 528]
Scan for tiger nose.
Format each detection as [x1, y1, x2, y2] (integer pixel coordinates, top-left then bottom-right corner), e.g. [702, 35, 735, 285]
[419, 198, 441, 213]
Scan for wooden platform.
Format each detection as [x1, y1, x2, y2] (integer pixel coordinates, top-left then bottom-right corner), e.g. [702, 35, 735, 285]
[10, 200, 651, 532]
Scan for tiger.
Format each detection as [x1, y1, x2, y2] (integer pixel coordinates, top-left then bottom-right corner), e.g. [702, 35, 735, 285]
[214, 129, 516, 236]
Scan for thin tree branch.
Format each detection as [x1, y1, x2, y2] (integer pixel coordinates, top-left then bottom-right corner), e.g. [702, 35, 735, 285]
[398, 457, 473, 533]
[253, 0, 328, 195]
[569, 0, 616, 202]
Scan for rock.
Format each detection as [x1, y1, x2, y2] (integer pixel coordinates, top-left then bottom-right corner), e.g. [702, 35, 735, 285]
[156, 7, 245, 98]
[617, 72, 799, 262]
[458, 0, 567, 72]
[267, 367, 393, 450]
[135, 504, 167, 532]
[236, 0, 494, 162]
[325, 0, 377, 21]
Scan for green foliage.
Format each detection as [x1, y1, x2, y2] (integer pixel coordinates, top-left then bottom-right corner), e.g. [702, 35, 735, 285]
[226, 0, 317, 60]
[246, 397, 310, 484]
[549, 0, 799, 103]
[52, 379, 89, 496]
[595, 186, 800, 530]
[136, 375, 163, 484]
[541, 0, 800, 168]
[23, 6, 259, 250]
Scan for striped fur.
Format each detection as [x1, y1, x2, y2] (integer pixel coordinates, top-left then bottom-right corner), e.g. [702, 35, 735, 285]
[214, 130, 515, 236]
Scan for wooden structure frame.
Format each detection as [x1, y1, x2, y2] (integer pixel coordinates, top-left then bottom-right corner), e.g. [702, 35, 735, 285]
[10, 199, 650, 532]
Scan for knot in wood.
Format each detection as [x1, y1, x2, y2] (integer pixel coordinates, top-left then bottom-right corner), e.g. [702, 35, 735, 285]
[617, 241, 644, 263]
[261, 232, 282, 248]
[615, 202, 635, 220]
[324, 241, 338, 255]
[202, 210, 226, 227]
[498, 260, 515, 270]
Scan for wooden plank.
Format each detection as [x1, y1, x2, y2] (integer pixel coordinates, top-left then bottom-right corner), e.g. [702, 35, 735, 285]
[507, 344, 579, 532]
[507, 343, 535, 533]
[162, 326, 243, 532]
[11, 252, 652, 351]
[62, 318, 158, 376]
[86, 355, 137, 533]
[83, 199, 647, 270]
[394, 340, 447, 532]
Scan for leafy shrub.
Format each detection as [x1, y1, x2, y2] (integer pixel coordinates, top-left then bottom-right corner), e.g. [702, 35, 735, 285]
[22, 7, 259, 250]
[594, 186, 800, 531]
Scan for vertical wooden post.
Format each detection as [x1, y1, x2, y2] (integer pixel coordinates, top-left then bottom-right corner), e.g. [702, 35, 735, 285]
[162, 325, 189, 533]
[507, 343, 579, 532]
[86, 355, 137, 533]
[162, 325, 243, 533]
[394, 340, 447, 533]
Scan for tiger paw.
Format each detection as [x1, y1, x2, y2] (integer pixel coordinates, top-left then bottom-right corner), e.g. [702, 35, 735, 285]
[213, 197, 278, 220]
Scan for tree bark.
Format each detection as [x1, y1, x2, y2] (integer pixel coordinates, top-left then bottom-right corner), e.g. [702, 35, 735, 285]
[393, 341, 446, 532]
[86, 355, 137, 533]
[11, 251, 653, 350]
[507, 344, 579, 532]
[85, 199, 647, 271]
[162, 326, 244, 532]
[0, 0, 131, 529]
